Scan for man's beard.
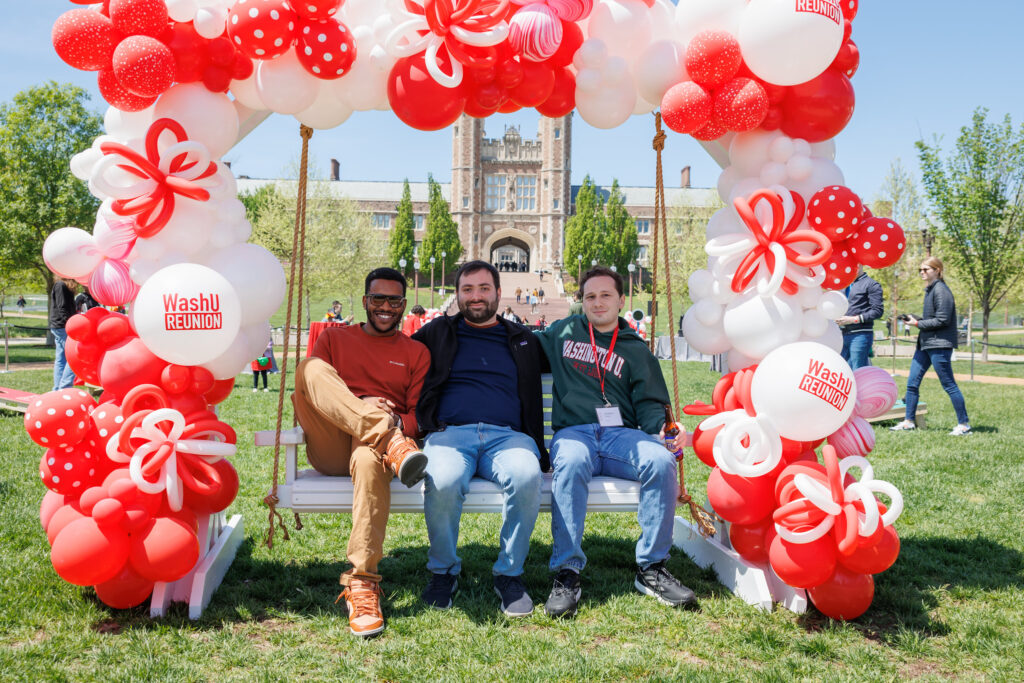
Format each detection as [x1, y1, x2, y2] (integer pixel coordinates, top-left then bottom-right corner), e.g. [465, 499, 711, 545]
[459, 293, 499, 324]
[364, 306, 402, 334]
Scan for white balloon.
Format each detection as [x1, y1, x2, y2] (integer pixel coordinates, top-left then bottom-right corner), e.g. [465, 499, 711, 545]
[205, 243, 286, 326]
[332, 43, 393, 111]
[71, 147, 103, 181]
[603, 56, 630, 87]
[728, 130, 782, 177]
[818, 320, 844, 352]
[134, 263, 241, 365]
[576, 85, 636, 130]
[789, 157, 845, 200]
[796, 284, 823, 309]
[802, 308, 829, 337]
[632, 95, 657, 115]
[634, 40, 687, 105]
[296, 85, 354, 129]
[193, 6, 227, 39]
[198, 330, 250, 380]
[693, 298, 722, 326]
[257, 52, 320, 115]
[166, 0, 199, 22]
[648, 0, 678, 43]
[786, 154, 813, 181]
[229, 74, 267, 111]
[751, 341, 856, 440]
[726, 348, 757, 372]
[738, 0, 844, 86]
[793, 138, 812, 157]
[155, 197, 216, 256]
[675, 0, 746, 45]
[727, 177, 762, 204]
[43, 228, 100, 279]
[809, 138, 836, 160]
[768, 135, 795, 163]
[588, 0, 652, 58]
[688, 269, 714, 301]
[154, 84, 239, 159]
[682, 306, 731, 354]
[574, 39, 608, 70]
[818, 290, 848, 319]
[759, 161, 787, 187]
[716, 165, 741, 203]
[104, 105, 156, 140]
[705, 207, 741, 240]
[722, 291, 802, 360]
[575, 68, 602, 93]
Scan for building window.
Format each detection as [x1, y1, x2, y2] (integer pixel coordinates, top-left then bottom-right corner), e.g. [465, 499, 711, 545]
[553, 199, 559, 210]
[414, 214, 425, 231]
[554, 128, 560, 139]
[637, 246, 648, 262]
[463, 196, 469, 208]
[636, 219, 651, 235]
[371, 213, 392, 230]
[670, 218, 684, 235]
[485, 174, 506, 211]
[515, 175, 537, 211]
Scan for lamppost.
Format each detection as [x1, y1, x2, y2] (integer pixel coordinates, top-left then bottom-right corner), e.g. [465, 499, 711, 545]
[440, 250, 447, 296]
[398, 257, 407, 278]
[577, 254, 582, 282]
[429, 256, 436, 309]
[627, 263, 635, 311]
[414, 260, 420, 306]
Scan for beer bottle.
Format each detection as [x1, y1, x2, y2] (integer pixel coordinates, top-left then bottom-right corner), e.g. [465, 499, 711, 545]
[663, 404, 684, 461]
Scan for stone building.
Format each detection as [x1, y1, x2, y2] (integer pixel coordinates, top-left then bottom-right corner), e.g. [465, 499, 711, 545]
[236, 114, 720, 272]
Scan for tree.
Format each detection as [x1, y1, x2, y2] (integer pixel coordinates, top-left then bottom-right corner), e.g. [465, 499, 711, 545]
[916, 109, 1024, 360]
[564, 175, 605, 281]
[669, 211, 713, 304]
[419, 174, 462, 282]
[389, 179, 416, 275]
[0, 82, 102, 302]
[602, 179, 639, 273]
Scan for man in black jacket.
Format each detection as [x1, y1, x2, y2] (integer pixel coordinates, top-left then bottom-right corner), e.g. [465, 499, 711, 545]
[836, 267, 884, 369]
[412, 260, 547, 617]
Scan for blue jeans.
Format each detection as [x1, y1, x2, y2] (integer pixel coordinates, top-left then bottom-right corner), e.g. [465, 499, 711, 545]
[841, 331, 873, 370]
[51, 328, 76, 391]
[423, 424, 542, 577]
[549, 424, 678, 572]
[905, 347, 969, 425]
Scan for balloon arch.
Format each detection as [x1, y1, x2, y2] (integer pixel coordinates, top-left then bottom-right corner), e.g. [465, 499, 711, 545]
[35, 0, 905, 620]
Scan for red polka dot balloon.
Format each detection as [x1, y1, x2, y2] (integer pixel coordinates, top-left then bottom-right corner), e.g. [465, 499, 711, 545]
[112, 36, 175, 97]
[98, 67, 159, 111]
[712, 77, 768, 132]
[292, 0, 343, 21]
[39, 444, 103, 496]
[821, 239, 859, 290]
[808, 185, 864, 242]
[296, 18, 356, 79]
[685, 30, 742, 88]
[52, 9, 121, 72]
[851, 217, 906, 268]
[227, 0, 298, 60]
[90, 401, 125, 451]
[841, 0, 859, 21]
[661, 81, 712, 135]
[24, 389, 97, 449]
[108, 0, 170, 39]
[831, 39, 860, 79]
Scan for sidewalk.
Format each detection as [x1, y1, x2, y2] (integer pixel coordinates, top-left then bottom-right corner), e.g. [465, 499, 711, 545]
[890, 369, 1024, 386]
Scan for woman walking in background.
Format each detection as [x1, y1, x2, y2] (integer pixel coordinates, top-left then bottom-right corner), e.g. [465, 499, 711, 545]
[891, 257, 971, 436]
[251, 339, 278, 392]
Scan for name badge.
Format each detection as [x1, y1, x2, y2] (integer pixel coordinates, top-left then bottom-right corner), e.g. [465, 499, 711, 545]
[595, 404, 624, 427]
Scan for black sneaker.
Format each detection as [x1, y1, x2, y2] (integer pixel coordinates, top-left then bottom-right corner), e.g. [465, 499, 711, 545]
[544, 568, 581, 618]
[421, 573, 458, 609]
[634, 562, 697, 608]
[493, 574, 534, 617]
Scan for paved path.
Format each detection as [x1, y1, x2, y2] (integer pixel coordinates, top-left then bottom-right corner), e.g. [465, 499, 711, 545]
[890, 368, 1024, 386]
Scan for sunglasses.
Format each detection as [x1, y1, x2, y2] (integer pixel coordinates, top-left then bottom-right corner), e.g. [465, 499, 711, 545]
[919, 267, 932, 273]
[366, 294, 406, 307]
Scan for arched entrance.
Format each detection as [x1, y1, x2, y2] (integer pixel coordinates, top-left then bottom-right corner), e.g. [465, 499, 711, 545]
[486, 232, 533, 272]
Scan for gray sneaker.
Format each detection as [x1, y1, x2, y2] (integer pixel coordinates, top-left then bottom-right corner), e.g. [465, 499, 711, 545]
[422, 573, 458, 609]
[635, 562, 697, 608]
[493, 574, 534, 617]
[890, 420, 917, 431]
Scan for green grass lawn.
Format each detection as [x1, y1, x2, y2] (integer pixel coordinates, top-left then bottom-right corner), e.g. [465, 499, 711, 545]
[1, 363, 1023, 680]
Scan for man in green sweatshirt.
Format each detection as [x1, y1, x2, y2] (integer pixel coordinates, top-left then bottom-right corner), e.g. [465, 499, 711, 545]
[534, 266, 694, 618]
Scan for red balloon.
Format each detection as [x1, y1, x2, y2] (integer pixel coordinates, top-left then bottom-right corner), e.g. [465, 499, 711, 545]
[108, 0, 168, 38]
[165, 22, 206, 83]
[388, 54, 467, 131]
[509, 60, 555, 107]
[226, 0, 297, 60]
[98, 67, 158, 111]
[780, 70, 855, 143]
[547, 19, 583, 68]
[94, 564, 155, 609]
[769, 533, 837, 588]
[808, 566, 874, 620]
[296, 18, 357, 80]
[47, 503, 86, 545]
[204, 378, 236, 406]
[39, 444, 103, 496]
[51, 517, 130, 586]
[99, 337, 168, 400]
[712, 77, 768, 132]
[842, 0, 859, 21]
[40, 491, 67, 531]
[130, 517, 200, 583]
[112, 36, 175, 98]
[52, 9, 121, 72]
[849, 217, 905, 269]
[183, 458, 239, 514]
[536, 68, 575, 117]
[707, 467, 774, 526]
[730, 518, 773, 564]
[661, 81, 712, 135]
[23, 388, 96, 449]
[692, 119, 727, 141]
[808, 185, 864, 242]
[831, 39, 859, 79]
[820, 239, 859, 291]
[839, 525, 900, 575]
[104, 469, 163, 515]
[690, 422, 719, 468]
[685, 30, 742, 88]
[292, 0, 342, 20]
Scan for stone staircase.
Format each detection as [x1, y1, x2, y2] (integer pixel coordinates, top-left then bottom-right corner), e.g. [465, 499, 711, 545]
[444, 271, 572, 323]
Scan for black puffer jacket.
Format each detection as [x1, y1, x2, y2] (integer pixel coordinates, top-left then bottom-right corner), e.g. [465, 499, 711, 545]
[916, 279, 958, 350]
[412, 312, 549, 470]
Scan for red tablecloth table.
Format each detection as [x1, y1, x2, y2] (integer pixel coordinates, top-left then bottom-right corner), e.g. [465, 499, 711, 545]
[305, 321, 345, 357]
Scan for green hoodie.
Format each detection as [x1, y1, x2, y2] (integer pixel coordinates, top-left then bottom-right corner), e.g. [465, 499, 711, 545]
[535, 314, 670, 433]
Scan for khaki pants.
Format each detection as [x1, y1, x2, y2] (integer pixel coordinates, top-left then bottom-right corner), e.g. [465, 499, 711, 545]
[292, 357, 401, 585]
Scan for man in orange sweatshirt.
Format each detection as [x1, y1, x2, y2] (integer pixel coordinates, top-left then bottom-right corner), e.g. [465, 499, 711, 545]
[292, 267, 430, 638]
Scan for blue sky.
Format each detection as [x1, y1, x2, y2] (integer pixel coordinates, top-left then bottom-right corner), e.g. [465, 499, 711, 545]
[4, 2, 1023, 200]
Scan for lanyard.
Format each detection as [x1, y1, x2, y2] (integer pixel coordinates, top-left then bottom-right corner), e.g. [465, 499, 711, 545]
[588, 322, 620, 405]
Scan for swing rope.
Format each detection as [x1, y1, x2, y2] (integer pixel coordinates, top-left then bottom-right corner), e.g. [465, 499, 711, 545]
[652, 113, 717, 538]
[263, 124, 314, 549]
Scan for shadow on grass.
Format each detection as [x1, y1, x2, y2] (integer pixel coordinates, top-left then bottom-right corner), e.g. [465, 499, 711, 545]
[89, 532, 720, 632]
[798, 534, 1024, 641]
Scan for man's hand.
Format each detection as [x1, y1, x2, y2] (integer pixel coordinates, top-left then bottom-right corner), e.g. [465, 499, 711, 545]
[906, 315, 919, 327]
[361, 396, 398, 425]
[658, 424, 687, 454]
[836, 315, 859, 326]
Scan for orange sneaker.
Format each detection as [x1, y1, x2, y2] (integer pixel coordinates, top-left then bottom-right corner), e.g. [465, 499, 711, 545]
[383, 431, 428, 487]
[337, 578, 385, 638]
